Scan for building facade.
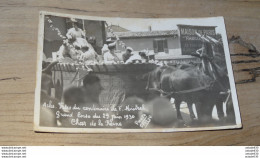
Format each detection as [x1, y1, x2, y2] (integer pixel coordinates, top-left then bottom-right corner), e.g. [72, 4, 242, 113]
[109, 30, 182, 56]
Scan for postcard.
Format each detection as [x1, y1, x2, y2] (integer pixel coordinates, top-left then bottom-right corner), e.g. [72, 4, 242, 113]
[34, 11, 242, 133]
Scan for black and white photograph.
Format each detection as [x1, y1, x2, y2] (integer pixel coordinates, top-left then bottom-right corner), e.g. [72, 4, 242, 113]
[34, 11, 242, 133]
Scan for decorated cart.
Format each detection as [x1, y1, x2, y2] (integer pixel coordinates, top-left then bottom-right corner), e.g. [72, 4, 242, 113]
[52, 63, 157, 107]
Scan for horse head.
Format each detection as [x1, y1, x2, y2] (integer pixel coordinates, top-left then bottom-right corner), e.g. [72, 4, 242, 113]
[145, 66, 166, 91]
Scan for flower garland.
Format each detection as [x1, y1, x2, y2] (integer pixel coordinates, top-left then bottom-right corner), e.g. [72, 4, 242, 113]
[45, 16, 97, 73]
[46, 16, 66, 39]
[46, 17, 127, 50]
[106, 24, 127, 49]
[45, 16, 79, 56]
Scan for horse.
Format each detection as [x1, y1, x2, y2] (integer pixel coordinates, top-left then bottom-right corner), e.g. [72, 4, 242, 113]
[189, 33, 232, 121]
[144, 64, 215, 122]
[143, 35, 233, 124]
[199, 34, 231, 120]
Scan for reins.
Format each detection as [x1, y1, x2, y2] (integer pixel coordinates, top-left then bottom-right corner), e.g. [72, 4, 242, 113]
[147, 81, 214, 98]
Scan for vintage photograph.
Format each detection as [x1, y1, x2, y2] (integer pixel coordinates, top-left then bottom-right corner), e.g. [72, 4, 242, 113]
[34, 11, 242, 133]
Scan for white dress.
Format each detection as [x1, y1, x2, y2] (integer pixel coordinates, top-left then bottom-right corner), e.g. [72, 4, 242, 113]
[103, 51, 116, 64]
[66, 28, 85, 40]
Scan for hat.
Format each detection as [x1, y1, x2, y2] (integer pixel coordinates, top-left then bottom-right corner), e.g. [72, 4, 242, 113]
[108, 41, 116, 49]
[106, 38, 114, 44]
[70, 18, 78, 23]
[106, 38, 112, 42]
[126, 47, 133, 52]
